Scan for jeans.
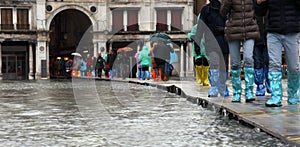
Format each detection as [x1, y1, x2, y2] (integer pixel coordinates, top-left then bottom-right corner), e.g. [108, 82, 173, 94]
[253, 45, 269, 69]
[229, 39, 254, 70]
[137, 67, 142, 79]
[267, 33, 299, 74]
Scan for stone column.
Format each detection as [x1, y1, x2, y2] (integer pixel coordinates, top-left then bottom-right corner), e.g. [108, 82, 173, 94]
[180, 43, 185, 77]
[0, 42, 2, 80]
[28, 43, 34, 79]
[167, 10, 171, 31]
[186, 42, 194, 77]
[124, 10, 127, 31]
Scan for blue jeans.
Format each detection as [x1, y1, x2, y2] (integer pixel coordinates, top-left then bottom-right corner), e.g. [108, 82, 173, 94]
[229, 39, 254, 70]
[137, 67, 142, 79]
[253, 45, 269, 69]
[268, 33, 299, 74]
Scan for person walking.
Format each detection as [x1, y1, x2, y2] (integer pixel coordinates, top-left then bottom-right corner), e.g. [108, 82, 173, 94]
[95, 53, 105, 78]
[135, 48, 142, 80]
[188, 15, 210, 86]
[193, 0, 230, 97]
[253, 14, 271, 96]
[256, 0, 300, 107]
[139, 46, 151, 80]
[220, 0, 260, 102]
[79, 57, 87, 77]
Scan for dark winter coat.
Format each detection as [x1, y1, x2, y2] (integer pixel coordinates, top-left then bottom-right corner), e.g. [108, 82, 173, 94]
[255, 0, 300, 34]
[254, 16, 267, 47]
[220, 0, 260, 41]
[193, 0, 229, 54]
[95, 56, 104, 69]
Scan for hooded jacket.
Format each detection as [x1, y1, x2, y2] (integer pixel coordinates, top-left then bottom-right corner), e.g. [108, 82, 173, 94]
[220, 0, 260, 41]
[139, 46, 151, 67]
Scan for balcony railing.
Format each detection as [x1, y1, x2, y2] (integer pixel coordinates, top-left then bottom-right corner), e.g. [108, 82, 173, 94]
[1, 24, 14, 30]
[17, 24, 30, 30]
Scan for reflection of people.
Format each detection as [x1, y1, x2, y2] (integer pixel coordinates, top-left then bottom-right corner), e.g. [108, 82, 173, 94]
[193, 0, 230, 97]
[256, 0, 300, 107]
[221, 0, 260, 102]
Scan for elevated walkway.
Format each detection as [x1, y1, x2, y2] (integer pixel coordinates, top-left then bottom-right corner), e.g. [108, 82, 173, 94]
[91, 77, 300, 146]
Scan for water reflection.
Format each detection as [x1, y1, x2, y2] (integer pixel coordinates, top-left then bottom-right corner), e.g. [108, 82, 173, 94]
[0, 80, 286, 146]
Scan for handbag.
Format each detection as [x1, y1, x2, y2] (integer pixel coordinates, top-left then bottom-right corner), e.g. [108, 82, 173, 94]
[170, 51, 178, 63]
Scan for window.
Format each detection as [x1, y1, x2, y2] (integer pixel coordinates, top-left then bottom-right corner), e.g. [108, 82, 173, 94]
[171, 9, 182, 31]
[1, 8, 13, 30]
[112, 9, 124, 32]
[17, 9, 29, 30]
[127, 9, 138, 31]
[156, 8, 183, 31]
[156, 10, 167, 31]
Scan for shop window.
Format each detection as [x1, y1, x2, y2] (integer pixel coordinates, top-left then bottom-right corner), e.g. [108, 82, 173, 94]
[1, 8, 13, 30]
[17, 9, 29, 30]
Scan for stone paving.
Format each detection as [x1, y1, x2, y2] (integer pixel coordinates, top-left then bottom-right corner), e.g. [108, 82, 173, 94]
[107, 77, 300, 146]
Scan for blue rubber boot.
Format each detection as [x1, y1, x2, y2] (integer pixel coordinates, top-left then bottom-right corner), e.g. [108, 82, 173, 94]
[265, 72, 282, 107]
[208, 69, 219, 97]
[219, 72, 229, 97]
[264, 66, 271, 93]
[244, 68, 255, 102]
[231, 70, 242, 102]
[254, 68, 265, 96]
[287, 72, 299, 105]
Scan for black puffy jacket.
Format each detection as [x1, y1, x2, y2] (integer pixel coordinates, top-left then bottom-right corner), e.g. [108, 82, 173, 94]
[255, 0, 300, 34]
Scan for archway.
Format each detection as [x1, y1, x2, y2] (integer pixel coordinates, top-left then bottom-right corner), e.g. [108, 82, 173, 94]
[48, 9, 92, 77]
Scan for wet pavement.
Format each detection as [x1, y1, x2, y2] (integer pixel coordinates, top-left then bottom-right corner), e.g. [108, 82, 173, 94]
[0, 79, 287, 146]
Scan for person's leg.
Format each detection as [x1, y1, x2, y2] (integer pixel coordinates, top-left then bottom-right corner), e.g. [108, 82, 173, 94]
[283, 33, 299, 105]
[266, 33, 283, 107]
[208, 52, 219, 97]
[262, 46, 271, 93]
[253, 45, 265, 96]
[202, 57, 210, 86]
[219, 53, 229, 97]
[194, 58, 202, 84]
[243, 39, 255, 101]
[229, 40, 242, 102]
[138, 67, 142, 80]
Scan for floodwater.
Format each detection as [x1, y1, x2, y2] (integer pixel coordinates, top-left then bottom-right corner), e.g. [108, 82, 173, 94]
[0, 79, 287, 146]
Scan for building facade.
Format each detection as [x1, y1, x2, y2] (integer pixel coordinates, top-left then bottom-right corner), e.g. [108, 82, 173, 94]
[0, 0, 205, 80]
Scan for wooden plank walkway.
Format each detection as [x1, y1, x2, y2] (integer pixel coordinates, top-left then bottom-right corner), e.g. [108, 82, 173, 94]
[101, 78, 300, 146]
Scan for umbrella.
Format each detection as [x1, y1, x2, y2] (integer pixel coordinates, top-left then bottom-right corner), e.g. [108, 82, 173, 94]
[150, 33, 171, 41]
[71, 52, 82, 57]
[117, 47, 133, 53]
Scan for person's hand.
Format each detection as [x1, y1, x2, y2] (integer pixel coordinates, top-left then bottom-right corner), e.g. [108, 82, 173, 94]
[257, 0, 266, 4]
